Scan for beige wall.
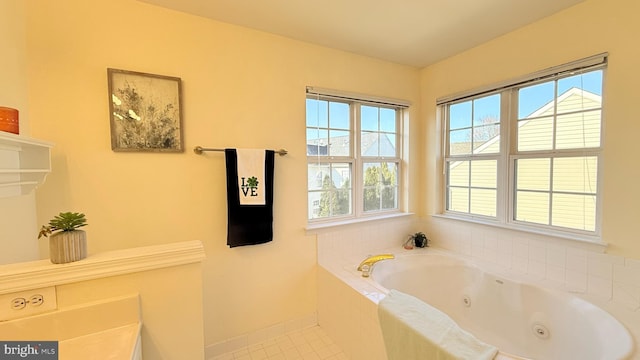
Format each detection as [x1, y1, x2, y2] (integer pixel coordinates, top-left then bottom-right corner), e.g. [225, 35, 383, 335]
[56, 263, 205, 359]
[0, 0, 39, 264]
[421, 0, 640, 259]
[24, 0, 420, 348]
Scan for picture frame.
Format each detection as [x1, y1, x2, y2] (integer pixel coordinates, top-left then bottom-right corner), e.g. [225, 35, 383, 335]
[107, 68, 184, 152]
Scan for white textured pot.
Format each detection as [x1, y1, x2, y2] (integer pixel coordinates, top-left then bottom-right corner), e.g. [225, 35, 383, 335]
[49, 230, 87, 264]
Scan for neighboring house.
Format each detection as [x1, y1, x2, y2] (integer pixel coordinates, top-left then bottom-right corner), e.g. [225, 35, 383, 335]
[306, 144, 328, 156]
[449, 87, 600, 231]
[307, 132, 396, 218]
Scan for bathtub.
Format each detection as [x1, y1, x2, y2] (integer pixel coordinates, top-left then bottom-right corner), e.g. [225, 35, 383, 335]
[370, 252, 634, 360]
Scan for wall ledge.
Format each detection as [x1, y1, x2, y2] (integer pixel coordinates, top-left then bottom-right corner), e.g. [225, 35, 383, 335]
[0, 240, 206, 294]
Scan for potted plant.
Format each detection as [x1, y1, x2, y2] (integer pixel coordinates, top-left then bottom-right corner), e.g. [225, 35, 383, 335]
[407, 232, 429, 248]
[38, 212, 88, 264]
[403, 236, 414, 249]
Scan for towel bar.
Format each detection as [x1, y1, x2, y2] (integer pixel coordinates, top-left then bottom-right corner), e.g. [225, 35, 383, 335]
[193, 146, 288, 156]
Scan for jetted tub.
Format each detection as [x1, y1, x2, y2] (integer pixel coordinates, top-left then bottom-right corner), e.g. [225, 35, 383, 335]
[371, 252, 634, 360]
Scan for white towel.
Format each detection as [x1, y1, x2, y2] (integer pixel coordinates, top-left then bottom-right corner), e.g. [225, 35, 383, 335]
[236, 149, 266, 205]
[378, 290, 498, 360]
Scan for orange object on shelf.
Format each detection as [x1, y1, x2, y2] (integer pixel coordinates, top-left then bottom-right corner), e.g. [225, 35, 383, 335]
[0, 107, 19, 134]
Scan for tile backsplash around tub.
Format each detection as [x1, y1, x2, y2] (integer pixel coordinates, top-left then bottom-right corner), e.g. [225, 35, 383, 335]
[316, 216, 640, 312]
[315, 215, 417, 267]
[426, 217, 640, 312]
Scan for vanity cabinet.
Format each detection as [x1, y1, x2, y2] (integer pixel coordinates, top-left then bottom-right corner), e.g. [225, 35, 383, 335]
[0, 132, 52, 197]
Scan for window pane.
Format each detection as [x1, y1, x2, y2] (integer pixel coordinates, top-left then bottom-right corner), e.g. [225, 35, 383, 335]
[363, 162, 398, 212]
[449, 129, 471, 155]
[307, 99, 352, 157]
[473, 124, 500, 154]
[448, 161, 469, 187]
[361, 106, 378, 131]
[363, 162, 379, 212]
[463, 160, 498, 217]
[557, 70, 603, 103]
[380, 108, 396, 132]
[329, 130, 350, 156]
[553, 157, 598, 194]
[450, 101, 471, 130]
[363, 187, 379, 212]
[307, 163, 351, 190]
[552, 193, 596, 231]
[381, 186, 397, 210]
[306, 128, 329, 156]
[381, 162, 398, 210]
[361, 106, 398, 157]
[515, 157, 598, 231]
[308, 164, 330, 191]
[332, 163, 351, 188]
[447, 160, 497, 217]
[448, 187, 469, 213]
[361, 131, 379, 156]
[556, 88, 602, 114]
[515, 191, 549, 225]
[450, 94, 500, 156]
[306, 99, 328, 127]
[307, 128, 328, 155]
[329, 102, 349, 129]
[308, 163, 352, 220]
[473, 94, 500, 126]
[379, 133, 396, 157]
[518, 81, 555, 119]
[306, 128, 320, 143]
[516, 158, 550, 191]
[334, 189, 352, 216]
[518, 116, 553, 151]
[470, 189, 496, 217]
[470, 160, 496, 188]
[556, 110, 601, 149]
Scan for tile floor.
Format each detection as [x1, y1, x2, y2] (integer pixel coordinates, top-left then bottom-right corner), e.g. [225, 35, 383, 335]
[211, 326, 349, 360]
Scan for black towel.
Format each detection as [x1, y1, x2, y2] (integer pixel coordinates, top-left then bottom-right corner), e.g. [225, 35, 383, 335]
[224, 149, 275, 247]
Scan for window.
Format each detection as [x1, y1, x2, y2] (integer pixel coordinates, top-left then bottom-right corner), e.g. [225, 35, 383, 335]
[306, 88, 407, 223]
[447, 94, 501, 217]
[441, 54, 606, 240]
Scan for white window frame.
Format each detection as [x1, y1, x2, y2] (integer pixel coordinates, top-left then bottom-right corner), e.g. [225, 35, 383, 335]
[443, 91, 506, 221]
[306, 87, 409, 226]
[438, 54, 607, 244]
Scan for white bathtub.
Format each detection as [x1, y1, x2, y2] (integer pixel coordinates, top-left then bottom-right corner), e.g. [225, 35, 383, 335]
[371, 252, 634, 360]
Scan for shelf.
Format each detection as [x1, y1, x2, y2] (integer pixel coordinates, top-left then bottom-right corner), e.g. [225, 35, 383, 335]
[0, 131, 52, 149]
[0, 132, 52, 197]
[0, 240, 206, 294]
[0, 181, 38, 187]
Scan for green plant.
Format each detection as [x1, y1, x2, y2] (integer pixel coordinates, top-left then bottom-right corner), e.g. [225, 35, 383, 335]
[409, 232, 429, 248]
[38, 212, 88, 239]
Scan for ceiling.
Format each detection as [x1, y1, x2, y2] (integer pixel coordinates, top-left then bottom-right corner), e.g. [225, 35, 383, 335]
[138, 0, 584, 68]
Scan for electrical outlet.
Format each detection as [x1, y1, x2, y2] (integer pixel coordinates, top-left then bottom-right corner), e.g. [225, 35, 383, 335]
[29, 294, 44, 306]
[11, 298, 26, 310]
[0, 286, 57, 321]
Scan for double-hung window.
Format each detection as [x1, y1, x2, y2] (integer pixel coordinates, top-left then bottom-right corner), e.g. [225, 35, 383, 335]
[446, 93, 502, 218]
[441, 54, 606, 241]
[306, 87, 408, 223]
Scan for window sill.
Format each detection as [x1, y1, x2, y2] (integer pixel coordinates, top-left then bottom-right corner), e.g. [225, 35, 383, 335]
[432, 213, 607, 250]
[306, 212, 415, 234]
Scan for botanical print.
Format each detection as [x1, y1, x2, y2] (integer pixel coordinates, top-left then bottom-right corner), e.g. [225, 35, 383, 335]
[108, 69, 183, 152]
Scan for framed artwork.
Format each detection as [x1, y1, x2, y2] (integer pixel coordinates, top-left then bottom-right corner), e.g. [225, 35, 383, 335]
[107, 68, 184, 152]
